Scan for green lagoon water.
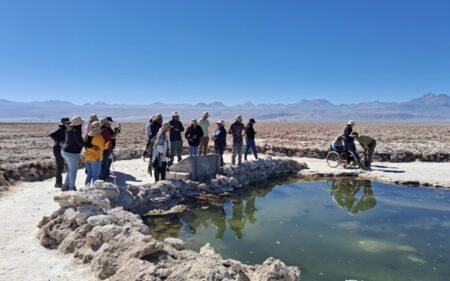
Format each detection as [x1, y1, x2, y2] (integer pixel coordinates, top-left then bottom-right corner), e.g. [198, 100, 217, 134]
[144, 179, 450, 281]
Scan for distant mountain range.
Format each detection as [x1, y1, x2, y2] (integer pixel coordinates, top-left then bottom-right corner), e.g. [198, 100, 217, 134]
[0, 93, 449, 122]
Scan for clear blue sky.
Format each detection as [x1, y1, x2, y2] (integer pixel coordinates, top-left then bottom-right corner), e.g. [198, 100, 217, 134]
[1, 0, 449, 105]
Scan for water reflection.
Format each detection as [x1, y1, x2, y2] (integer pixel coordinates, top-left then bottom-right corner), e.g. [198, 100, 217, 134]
[330, 179, 377, 215]
[145, 181, 274, 240]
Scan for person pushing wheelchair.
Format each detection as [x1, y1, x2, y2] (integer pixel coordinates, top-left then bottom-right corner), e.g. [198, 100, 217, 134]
[350, 132, 376, 170]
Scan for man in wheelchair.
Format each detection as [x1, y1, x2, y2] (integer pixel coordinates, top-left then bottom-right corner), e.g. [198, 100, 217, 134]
[330, 135, 359, 167]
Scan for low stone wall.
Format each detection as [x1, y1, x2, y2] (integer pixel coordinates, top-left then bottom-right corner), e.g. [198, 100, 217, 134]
[0, 148, 143, 188]
[37, 158, 305, 281]
[257, 145, 450, 162]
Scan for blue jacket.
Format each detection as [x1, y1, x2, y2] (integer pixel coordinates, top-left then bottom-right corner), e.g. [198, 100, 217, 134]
[214, 127, 227, 147]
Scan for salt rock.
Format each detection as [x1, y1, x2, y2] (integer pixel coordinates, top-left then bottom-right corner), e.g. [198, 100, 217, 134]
[54, 190, 111, 209]
[164, 237, 185, 251]
[88, 214, 117, 227]
[254, 257, 301, 281]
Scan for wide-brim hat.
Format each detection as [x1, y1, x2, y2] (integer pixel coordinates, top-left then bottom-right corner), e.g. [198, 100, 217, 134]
[106, 116, 114, 122]
[99, 118, 110, 127]
[60, 117, 70, 124]
[70, 116, 84, 126]
[89, 114, 99, 122]
[172, 112, 179, 116]
[216, 120, 225, 126]
[89, 121, 102, 136]
[191, 119, 198, 124]
[235, 115, 243, 121]
[347, 120, 355, 125]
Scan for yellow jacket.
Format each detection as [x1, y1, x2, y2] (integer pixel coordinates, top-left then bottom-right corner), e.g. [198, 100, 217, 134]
[84, 135, 107, 162]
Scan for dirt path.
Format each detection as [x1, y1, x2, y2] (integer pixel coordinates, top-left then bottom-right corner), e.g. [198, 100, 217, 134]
[1, 155, 449, 280]
[295, 157, 450, 188]
[0, 158, 153, 281]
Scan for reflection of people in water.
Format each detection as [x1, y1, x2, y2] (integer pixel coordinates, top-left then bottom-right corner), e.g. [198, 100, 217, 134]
[228, 199, 247, 239]
[244, 197, 257, 224]
[211, 206, 226, 240]
[330, 179, 376, 215]
[147, 186, 267, 240]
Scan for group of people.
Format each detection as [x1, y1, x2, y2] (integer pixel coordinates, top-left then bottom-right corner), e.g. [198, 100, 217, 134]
[144, 112, 259, 182]
[49, 115, 120, 191]
[330, 120, 377, 170]
[50, 112, 377, 189]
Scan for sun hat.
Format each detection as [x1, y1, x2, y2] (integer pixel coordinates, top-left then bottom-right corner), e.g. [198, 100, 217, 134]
[106, 116, 114, 122]
[172, 112, 179, 116]
[156, 113, 163, 119]
[60, 117, 70, 124]
[70, 116, 84, 126]
[89, 121, 102, 136]
[191, 119, 198, 124]
[235, 115, 243, 121]
[203, 112, 209, 117]
[89, 114, 99, 122]
[347, 120, 355, 125]
[217, 120, 225, 126]
[99, 118, 110, 127]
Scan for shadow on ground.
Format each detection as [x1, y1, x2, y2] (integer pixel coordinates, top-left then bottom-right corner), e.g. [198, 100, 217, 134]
[113, 171, 143, 186]
[371, 165, 405, 173]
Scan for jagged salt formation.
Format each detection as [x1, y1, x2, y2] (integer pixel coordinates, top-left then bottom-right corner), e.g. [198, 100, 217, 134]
[37, 158, 305, 281]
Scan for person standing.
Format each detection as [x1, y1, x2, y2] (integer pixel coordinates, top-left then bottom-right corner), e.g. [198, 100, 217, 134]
[228, 115, 245, 165]
[61, 116, 90, 191]
[84, 114, 98, 135]
[198, 112, 210, 155]
[99, 118, 116, 181]
[244, 118, 258, 161]
[169, 112, 184, 165]
[49, 117, 70, 188]
[150, 113, 163, 138]
[343, 120, 361, 166]
[213, 120, 227, 167]
[185, 119, 204, 156]
[352, 132, 376, 170]
[84, 121, 107, 186]
[152, 122, 171, 182]
[143, 116, 154, 158]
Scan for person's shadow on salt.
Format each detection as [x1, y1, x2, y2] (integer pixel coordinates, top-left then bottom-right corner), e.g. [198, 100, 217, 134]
[371, 165, 405, 173]
[113, 171, 142, 186]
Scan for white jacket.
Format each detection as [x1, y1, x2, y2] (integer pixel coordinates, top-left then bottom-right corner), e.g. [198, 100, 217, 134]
[151, 131, 170, 163]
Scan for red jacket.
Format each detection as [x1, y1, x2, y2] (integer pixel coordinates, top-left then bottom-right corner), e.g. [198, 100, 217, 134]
[101, 128, 114, 153]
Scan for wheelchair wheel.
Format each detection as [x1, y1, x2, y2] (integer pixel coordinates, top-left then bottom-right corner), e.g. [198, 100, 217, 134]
[326, 151, 340, 168]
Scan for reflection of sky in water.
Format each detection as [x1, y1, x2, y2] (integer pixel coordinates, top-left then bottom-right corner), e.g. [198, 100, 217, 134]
[145, 179, 450, 281]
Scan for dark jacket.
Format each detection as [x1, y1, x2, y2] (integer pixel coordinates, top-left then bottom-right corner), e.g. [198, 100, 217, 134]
[150, 121, 162, 139]
[169, 120, 185, 142]
[185, 125, 204, 146]
[228, 122, 245, 143]
[49, 126, 66, 148]
[62, 126, 91, 154]
[109, 127, 116, 149]
[245, 124, 255, 140]
[344, 125, 354, 144]
[214, 127, 227, 147]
